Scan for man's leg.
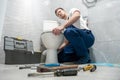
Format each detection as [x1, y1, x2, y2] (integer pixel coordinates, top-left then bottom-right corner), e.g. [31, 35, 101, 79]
[64, 26, 92, 64]
[58, 44, 78, 63]
[78, 29, 95, 48]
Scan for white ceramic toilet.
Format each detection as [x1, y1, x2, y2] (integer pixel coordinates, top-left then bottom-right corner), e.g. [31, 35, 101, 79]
[41, 20, 64, 64]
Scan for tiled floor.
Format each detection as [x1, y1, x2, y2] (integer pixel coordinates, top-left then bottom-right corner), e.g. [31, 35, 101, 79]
[0, 64, 120, 80]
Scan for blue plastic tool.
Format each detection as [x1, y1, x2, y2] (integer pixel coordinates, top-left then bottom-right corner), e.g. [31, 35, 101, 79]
[44, 63, 60, 67]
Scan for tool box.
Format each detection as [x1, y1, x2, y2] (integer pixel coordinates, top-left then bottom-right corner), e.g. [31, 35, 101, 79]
[4, 36, 41, 64]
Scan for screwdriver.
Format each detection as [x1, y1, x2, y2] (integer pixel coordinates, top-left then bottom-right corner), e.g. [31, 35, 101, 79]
[28, 68, 78, 77]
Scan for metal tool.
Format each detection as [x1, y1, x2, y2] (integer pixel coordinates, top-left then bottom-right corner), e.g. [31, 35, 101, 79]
[28, 64, 97, 77]
[19, 66, 31, 69]
[28, 68, 78, 77]
[19, 63, 60, 70]
[37, 64, 78, 72]
[19, 64, 41, 70]
[28, 72, 54, 77]
[80, 64, 97, 72]
[37, 64, 97, 72]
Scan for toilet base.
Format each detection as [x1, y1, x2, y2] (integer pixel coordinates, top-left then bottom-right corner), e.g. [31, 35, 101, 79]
[45, 49, 58, 64]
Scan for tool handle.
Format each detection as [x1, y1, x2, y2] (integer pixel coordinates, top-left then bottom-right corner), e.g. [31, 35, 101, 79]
[54, 69, 78, 76]
[37, 65, 78, 72]
[19, 66, 31, 69]
[51, 65, 78, 70]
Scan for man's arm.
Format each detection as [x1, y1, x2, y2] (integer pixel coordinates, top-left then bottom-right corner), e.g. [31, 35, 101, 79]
[53, 10, 80, 35]
[62, 10, 80, 28]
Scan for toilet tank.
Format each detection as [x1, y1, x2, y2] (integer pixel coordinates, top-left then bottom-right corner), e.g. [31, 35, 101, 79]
[43, 20, 59, 31]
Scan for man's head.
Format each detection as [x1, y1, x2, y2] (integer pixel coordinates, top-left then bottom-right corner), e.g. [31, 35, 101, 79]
[55, 7, 67, 20]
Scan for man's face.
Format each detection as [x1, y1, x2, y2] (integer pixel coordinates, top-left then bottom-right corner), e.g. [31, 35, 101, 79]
[56, 9, 66, 19]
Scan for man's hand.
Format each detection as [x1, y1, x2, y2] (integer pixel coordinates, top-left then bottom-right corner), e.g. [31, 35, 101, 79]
[52, 25, 64, 35]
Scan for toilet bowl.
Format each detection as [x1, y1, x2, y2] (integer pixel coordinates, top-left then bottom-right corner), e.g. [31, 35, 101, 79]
[41, 20, 64, 64]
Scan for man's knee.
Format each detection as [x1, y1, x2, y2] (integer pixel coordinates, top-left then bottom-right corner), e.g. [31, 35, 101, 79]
[64, 28, 72, 35]
[64, 28, 79, 38]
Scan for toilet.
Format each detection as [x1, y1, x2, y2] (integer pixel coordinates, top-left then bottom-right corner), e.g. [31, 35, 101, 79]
[41, 20, 64, 64]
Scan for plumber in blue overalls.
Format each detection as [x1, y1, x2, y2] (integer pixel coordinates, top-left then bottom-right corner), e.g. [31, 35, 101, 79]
[52, 8, 95, 64]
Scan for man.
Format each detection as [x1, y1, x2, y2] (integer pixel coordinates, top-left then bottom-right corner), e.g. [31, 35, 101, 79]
[52, 7, 95, 64]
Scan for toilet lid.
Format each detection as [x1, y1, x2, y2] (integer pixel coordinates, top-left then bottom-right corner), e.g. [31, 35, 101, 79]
[41, 31, 63, 35]
[41, 31, 53, 35]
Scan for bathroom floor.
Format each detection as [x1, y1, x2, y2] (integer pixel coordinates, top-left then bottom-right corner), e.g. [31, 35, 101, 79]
[0, 63, 120, 80]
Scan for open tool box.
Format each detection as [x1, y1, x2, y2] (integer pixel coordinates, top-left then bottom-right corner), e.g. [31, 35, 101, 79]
[4, 36, 41, 64]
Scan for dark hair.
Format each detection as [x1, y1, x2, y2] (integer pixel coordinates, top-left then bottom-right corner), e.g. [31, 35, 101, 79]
[55, 7, 64, 15]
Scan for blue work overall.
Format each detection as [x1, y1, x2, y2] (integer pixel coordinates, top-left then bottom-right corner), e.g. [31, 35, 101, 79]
[58, 25, 95, 64]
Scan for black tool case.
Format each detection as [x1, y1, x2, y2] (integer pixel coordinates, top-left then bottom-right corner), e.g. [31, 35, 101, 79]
[4, 36, 41, 64]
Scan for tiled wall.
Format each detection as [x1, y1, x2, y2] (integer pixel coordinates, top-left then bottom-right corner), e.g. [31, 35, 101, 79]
[0, 0, 7, 64]
[89, 0, 120, 63]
